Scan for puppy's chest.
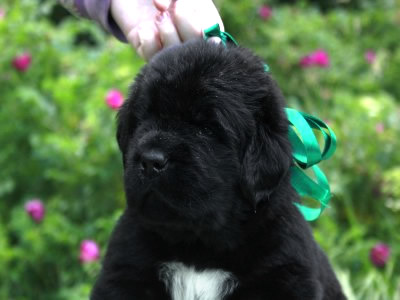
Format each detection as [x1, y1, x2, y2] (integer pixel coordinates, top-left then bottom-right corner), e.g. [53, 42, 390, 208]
[159, 262, 238, 300]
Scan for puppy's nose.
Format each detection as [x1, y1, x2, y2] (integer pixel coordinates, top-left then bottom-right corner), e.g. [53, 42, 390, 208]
[140, 150, 168, 175]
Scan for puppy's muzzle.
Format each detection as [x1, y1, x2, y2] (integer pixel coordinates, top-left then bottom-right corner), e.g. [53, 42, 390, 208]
[138, 149, 169, 176]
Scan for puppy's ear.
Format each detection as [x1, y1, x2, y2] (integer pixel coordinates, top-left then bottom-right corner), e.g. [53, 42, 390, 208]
[241, 79, 292, 208]
[116, 69, 149, 157]
[116, 75, 144, 157]
[116, 97, 137, 162]
[116, 106, 129, 153]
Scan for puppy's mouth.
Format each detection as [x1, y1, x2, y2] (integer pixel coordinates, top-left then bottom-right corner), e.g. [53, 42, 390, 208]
[136, 190, 183, 225]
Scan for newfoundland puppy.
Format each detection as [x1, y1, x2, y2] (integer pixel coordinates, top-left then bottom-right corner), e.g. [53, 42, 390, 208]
[91, 40, 346, 300]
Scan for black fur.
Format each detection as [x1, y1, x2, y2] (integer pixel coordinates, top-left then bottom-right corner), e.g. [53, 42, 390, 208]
[91, 40, 346, 300]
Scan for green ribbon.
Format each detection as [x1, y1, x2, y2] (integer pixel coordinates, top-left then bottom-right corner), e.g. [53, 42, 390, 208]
[203, 23, 239, 46]
[203, 24, 337, 221]
[286, 108, 336, 221]
[203, 24, 270, 72]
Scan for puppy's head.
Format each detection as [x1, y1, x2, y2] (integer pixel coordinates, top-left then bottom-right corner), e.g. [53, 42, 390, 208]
[117, 40, 292, 235]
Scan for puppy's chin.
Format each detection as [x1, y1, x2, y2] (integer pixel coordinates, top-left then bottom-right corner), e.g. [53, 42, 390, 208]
[127, 185, 244, 238]
[134, 191, 184, 227]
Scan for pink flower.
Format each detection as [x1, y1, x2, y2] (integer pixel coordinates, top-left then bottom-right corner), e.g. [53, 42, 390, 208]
[12, 53, 32, 72]
[259, 5, 272, 20]
[312, 50, 330, 67]
[370, 243, 390, 267]
[0, 8, 5, 20]
[375, 123, 384, 133]
[80, 240, 100, 263]
[106, 89, 124, 110]
[299, 55, 314, 67]
[300, 49, 330, 68]
[25, 199, 45, 223]
[365, 50, 376, 64]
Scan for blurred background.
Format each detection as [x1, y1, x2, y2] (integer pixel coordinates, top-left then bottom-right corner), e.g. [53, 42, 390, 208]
[1, 0, 399, 299]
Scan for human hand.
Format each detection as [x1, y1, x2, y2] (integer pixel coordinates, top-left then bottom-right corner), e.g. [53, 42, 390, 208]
[110, 0, 224, 60]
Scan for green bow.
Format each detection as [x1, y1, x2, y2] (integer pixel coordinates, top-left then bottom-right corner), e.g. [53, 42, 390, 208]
[203, 24, 337, 221]
[203, 23, 239, 46]
[286, 108, 336, 221]
[203, 24, 270, 72]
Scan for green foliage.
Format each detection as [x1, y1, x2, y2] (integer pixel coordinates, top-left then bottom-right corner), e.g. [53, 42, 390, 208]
[1, 0, 399, 299]
[0, 0, 139, 298]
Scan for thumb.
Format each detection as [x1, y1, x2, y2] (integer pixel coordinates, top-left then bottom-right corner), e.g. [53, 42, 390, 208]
[168, 0, 224, 41]
[127, 22, 162, 61]
[153, 0, 172, 11]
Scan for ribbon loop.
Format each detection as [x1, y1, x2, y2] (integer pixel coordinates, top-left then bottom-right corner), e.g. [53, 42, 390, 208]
[203, 23, 238, 46]
[203, 24, 270, 72]
[202, 24, 337, 221]
[286, 108, 336, 169]
[286, 108, 337, 221]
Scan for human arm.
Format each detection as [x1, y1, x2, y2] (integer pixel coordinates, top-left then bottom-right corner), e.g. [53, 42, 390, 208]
[58, 0, 224, 60]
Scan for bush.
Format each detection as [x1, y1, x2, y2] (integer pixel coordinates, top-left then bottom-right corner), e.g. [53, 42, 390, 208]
[1, 0, 399, 299]
[1, 1, 140, 298]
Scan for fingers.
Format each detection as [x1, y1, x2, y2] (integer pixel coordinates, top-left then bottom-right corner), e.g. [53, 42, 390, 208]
[156, 11, 181, 48]
[111, 0, 155, 38]
[171, 0, 224, 42]
[126, 22, 162, 61]
[117, 0, 225, 60]
[153, 0, 171, 12]
[171, 1, 201, 41]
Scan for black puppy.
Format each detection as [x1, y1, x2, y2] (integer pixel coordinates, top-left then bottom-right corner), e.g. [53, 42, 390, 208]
[91, 40, 346, 300]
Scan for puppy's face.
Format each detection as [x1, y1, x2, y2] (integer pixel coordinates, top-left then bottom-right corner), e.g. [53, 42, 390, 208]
[117, 41, 292, 235]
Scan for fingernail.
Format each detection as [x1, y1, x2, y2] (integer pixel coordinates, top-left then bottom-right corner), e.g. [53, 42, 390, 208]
[208, 36, 222, 44]
[156, 11, 170, 23]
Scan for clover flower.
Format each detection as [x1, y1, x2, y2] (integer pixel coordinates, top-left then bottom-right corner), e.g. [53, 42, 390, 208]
[0, 8, 5, 20]
[25, 199, 45, 223]
[375, 123, 384, 133]
[300, 50, 330, 68]
[106, 89, 124, 110]
[80, 240, 100, 263]
[299, 55, 314, 68]
[370, 243, 390, 268]
[12, 53, 32, 72]
[259, 5, 272, 20]
[365, 50, 376, 64]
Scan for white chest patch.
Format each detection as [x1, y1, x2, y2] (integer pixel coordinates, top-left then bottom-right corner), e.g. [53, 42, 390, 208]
[159, 262, 238, 300]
